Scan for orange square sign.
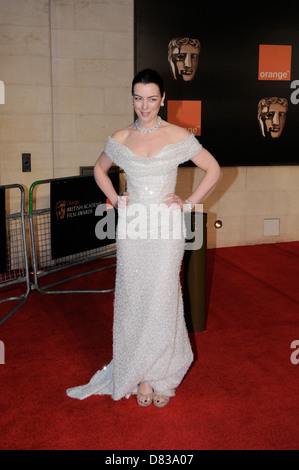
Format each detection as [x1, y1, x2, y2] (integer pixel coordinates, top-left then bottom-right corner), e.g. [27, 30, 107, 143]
[167, 100, 201, 136]
[258, 45, 292, 81]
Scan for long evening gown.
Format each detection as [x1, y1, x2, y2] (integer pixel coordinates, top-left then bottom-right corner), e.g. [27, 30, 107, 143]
[66, 133, 202, 400]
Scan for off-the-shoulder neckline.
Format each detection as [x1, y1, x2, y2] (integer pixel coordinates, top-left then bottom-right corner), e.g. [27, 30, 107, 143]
[107, 134, 194, 159]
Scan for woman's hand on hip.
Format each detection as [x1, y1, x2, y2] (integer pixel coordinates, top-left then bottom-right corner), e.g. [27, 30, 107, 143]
[164, 193, 190, 211]
[115, 192, 130, 209]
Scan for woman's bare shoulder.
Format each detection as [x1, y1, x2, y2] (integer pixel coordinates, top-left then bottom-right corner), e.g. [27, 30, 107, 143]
[161, 121, 192, 142]
[111, 124, 135, 144]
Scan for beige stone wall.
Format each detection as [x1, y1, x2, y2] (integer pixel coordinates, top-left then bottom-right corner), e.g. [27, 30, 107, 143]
[0, 0, 298, 247]
[0, 0, 52, 210]
[177, 165, 299, 247]
[0, 0, 134, 211]
[50, 0, 133, 180]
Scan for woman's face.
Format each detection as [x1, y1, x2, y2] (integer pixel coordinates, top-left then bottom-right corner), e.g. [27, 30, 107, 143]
[132, 83, 165, 125]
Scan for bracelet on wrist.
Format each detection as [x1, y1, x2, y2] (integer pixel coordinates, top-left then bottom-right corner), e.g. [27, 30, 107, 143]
[184, 199, 192, 212]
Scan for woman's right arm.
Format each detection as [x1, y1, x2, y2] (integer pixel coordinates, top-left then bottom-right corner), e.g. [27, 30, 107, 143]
[94, 152, 119, 208]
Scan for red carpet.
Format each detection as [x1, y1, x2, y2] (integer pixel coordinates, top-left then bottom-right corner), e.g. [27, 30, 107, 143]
[1, 242, 298, 450]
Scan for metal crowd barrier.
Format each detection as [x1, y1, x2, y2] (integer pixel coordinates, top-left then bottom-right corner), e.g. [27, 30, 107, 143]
[28, 177, 116, 295]
[0, 184, 30, 325]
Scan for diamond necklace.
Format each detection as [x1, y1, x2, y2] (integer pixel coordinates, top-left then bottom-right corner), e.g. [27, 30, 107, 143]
[135, 116, 162, 134]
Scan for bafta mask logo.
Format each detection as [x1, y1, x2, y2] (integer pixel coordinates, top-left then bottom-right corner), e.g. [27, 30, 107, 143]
[168, 37, 200, 82]
[257, 97, 288, 139]
[56, 201, 66, 220]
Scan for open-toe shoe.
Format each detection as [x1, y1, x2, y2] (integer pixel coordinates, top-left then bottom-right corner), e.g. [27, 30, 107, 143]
[137, 385, 153, 407]
[153, 392, 169, 408]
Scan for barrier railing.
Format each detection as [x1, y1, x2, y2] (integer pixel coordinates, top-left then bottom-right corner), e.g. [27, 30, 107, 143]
[1, 174, 207, 332]
[0, 184, 30, 325]
[28, 175, 117, 295]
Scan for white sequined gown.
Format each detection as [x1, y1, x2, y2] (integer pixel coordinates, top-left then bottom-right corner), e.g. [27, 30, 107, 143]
[67, 133, 202, 400]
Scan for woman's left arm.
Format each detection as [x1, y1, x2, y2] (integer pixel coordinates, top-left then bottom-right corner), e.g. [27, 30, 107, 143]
[186, 148, 221, 209]
[165, 148, 221, 210]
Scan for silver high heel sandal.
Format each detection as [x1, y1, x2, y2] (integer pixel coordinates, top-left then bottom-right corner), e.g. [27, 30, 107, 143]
[137, 384, 153, 407]
[153, 392, 170, 408]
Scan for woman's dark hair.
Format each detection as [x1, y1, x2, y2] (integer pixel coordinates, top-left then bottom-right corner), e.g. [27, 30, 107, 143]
[131, 69, 164, 96]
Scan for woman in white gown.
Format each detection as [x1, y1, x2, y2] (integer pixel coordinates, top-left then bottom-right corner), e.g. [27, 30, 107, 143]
[67, 69, 221, 407]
